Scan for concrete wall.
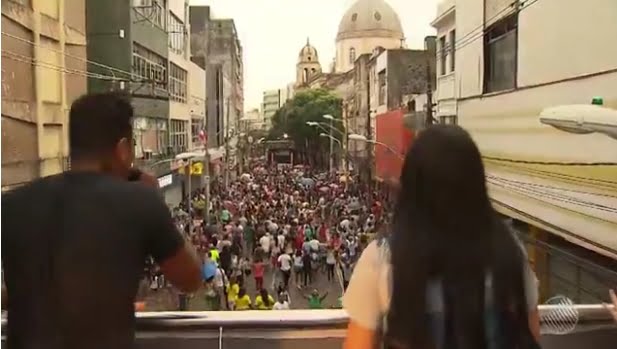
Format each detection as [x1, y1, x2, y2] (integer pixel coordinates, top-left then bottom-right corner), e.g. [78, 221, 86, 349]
[335, 36, 402, 73]
[451, 0, 617, 255]
[2, 0, 87, 188]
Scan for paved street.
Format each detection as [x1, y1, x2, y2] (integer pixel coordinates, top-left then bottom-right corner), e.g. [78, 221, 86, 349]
[143, 264, 344, 311]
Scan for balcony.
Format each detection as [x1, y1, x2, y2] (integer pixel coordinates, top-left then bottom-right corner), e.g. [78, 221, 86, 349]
[138, 307, 615, 349]
[6, 307, 611, 348]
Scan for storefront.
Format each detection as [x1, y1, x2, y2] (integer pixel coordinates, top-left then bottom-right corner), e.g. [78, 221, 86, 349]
[157, 172, 182, 207]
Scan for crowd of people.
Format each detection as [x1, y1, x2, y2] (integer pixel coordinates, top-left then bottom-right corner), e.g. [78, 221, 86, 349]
[143, 162, 392, 311]
[3, 92, 615, 349]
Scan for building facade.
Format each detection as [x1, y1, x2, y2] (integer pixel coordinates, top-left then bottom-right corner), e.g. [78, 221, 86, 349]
[262, 89, 283, 130]
[2, 0, 87, 190]
[335, 0, 405, 73]
[431, 0, 617, 302]
[167, 0, 191, 157]
[86, 0, 170, 164]
[189, 61, 206, 147]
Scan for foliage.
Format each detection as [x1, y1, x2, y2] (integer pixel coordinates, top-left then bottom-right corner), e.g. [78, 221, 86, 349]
[268, 88, 344, 147]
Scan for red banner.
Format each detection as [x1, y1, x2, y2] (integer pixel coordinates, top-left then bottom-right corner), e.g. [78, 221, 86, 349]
[375, 108, 413, 183]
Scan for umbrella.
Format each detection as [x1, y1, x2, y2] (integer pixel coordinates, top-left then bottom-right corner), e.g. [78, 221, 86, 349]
[299, 177, 315, 187]
[203, 261, 217, 281]
[319, 186, 330, 192]
[240, 173, 251, 180]
[329, 183, 339, 189]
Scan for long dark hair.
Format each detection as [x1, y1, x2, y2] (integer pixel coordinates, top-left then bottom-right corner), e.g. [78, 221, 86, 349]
[386, 125, 534, 349]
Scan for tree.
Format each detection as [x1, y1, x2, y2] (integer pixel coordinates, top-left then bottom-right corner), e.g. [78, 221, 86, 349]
[268, 89, 344, 169]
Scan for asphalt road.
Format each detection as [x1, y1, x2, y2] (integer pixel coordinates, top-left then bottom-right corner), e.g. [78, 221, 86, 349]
[143, 264, 344, 311]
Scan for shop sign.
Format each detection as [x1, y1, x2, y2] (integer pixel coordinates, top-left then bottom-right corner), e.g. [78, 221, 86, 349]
[158, 174, 173, 188]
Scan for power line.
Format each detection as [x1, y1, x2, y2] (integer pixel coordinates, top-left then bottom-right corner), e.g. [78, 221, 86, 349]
[2, 51, 119, 81]
[1, 31, 133, 78]
[486, 174, 617, 199]
[435, 0, 541, 56]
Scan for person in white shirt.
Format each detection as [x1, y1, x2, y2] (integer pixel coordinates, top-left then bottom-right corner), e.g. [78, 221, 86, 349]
[277, 252, 293, 288]
[272, 292, 290, 310]
[260, 233, 271, 254]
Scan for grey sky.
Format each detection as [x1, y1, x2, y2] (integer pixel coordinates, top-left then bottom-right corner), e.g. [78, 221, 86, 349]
[190, 0, 438, 111]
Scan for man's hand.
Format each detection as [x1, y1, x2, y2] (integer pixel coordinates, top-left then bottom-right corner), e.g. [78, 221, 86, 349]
[129, 168, 159, 189]
[606, 289, 617, 323]
[138, 171, 159, 188]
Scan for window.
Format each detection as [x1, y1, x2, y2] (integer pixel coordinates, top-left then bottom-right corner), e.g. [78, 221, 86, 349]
[484, 14, 517, 93]
[191, 118, 205, 145]
[133, 0, 166, 29]
[132, 43, 167, 90]
[449, 30, 456, 72]
[168, 12, 185, 54]
[439, 36, 447, 75]
[170, 119, 188, 153]
[169, 62, 187, 103]
[349, 47, 356, 64]
[378, 70, 386, 106]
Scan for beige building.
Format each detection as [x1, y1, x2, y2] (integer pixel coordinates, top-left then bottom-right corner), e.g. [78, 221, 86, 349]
[1, 0, 87, 190]
[431, 0, 617, 262]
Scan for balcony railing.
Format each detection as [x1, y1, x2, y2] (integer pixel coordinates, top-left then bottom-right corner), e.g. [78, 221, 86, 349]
[4, 307, 613, 348]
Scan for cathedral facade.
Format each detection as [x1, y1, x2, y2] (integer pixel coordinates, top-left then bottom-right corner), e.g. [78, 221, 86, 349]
[294, 0, 406, 90]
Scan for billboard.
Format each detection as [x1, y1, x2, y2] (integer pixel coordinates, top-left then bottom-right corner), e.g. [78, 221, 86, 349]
[375, 108, 414, 183]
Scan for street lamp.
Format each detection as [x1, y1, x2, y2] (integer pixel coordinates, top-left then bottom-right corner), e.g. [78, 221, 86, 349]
[348, 133, 405, 161]
[320, 132, 342, 145]
[539, 104, 617, 140]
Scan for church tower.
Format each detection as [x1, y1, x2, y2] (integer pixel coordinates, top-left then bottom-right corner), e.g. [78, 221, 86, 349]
[296, 38, 322, 87]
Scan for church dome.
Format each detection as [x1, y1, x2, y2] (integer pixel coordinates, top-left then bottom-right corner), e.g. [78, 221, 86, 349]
[337, 0, 404, 41]
[298, 38, 319, 63]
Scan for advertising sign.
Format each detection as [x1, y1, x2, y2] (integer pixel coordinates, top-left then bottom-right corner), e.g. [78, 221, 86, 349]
[157, 174, 173, 188]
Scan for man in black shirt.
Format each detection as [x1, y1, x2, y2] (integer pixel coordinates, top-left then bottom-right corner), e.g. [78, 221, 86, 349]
[1, 92, 202, 349]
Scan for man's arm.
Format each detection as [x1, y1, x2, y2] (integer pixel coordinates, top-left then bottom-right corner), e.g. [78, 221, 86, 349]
[142, 186, 202, 292]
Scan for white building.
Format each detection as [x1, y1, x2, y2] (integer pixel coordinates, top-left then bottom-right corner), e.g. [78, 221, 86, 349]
[168, 0, 191, 153]
[431, 0, 617, 258]
[189, 61, 206, 148]
[335, 0, 405, 73]
[262, 89, 285, 130]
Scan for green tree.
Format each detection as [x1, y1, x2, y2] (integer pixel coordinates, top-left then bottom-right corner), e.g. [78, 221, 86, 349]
[268, 89, 344, 169]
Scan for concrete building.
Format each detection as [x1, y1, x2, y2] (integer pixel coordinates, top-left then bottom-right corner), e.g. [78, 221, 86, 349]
[189, 6, 243, 163]
[262, 89, 284, 130]
[167, 0, 191, 156]
[431, 0, 617, 302]
[430, 0, 457, 123]
[1, 0, 87, 190]
[240, 108, 264, 131]
[86, 0, 169, 164]
[335, 0, 405, 73]
[189, 61, 206, 148]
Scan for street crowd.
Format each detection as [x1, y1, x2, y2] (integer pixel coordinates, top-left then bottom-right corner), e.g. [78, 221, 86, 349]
[143, 161, 392, 311]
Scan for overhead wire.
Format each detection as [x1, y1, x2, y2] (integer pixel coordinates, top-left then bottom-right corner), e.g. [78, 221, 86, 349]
[487, 175, 617, 213]
[435, 0, 541, 56]
[1, 31, 133, 78]
[487, 180, 617, 225]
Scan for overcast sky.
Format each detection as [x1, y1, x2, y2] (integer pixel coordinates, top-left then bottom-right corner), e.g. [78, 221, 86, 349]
[190, 0, 438, 110]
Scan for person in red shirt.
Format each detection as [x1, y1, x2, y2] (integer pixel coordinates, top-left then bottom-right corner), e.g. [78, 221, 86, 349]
[252, 258, 266, 291]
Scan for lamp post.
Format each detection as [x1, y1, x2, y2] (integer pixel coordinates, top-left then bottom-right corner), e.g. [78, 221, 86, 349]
[348, 134, 404, 161]
[322, 114, 335, 172]
[539, 103, 617, 140]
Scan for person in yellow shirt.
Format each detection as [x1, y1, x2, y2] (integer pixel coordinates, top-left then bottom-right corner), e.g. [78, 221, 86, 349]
[235, 287, 252, 310]
[255, 288, 275, 310]
[226, 276, 240, 310]
[208, 247, 220, 265]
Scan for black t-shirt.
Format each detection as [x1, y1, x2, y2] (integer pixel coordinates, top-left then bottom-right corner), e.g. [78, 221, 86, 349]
[1, 172, 184, 349]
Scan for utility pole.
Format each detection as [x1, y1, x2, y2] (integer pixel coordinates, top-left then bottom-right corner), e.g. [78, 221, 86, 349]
[425, 59, 434, 127]
[224, 97, 230, 188]
[365, 70, 373, 205]
[329, 116, 334, 173]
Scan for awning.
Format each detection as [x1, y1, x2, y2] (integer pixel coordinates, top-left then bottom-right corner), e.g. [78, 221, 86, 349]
[485, 161, 617, 259]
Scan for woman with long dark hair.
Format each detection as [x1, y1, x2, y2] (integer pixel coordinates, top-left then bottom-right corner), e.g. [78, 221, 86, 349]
[343, 125, 540, 349]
